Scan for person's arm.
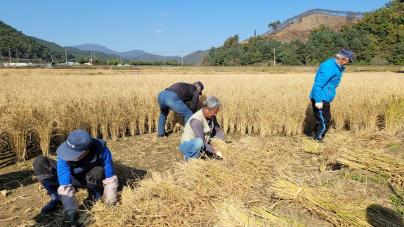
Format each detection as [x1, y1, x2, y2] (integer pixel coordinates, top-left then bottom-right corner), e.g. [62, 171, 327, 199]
[311, 64, 333, 103]
[56, 158, 78, 221]
[101, 146, 115, 178]
[190, 119, 215, 154]
[57, 157, 72, 185]
[189, 91, 200, 112]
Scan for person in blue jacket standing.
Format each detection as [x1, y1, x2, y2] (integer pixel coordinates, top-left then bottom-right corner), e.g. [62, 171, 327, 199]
[309, 49, 354, 141]
[33, 129, 118, 225]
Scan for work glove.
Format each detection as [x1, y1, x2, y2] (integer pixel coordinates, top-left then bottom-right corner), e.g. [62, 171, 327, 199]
[58, 185, 78, 215]
[102, 175, 118, 206]
[315, 102, 323, 109]
[216, 151, 224, 159]
[211, 150, 223, 160]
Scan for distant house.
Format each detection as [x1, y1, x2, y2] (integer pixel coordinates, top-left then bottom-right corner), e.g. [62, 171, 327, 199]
[3, 62, 34, 67]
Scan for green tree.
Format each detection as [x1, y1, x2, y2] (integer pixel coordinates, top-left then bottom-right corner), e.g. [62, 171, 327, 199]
[223, 35, 239, 48]
[268, 20, 281, 32]
[305, 26, 346, 64]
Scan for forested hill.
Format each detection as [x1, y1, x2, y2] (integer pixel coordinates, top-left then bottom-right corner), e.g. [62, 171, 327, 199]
[0, 21, 65, 62]
[207, 1, 403, 66]
[0, 20, 121, 63]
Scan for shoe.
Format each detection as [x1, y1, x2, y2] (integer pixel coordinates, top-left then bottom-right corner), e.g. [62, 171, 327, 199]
[313, 137, 324, 143]
[40, 194, 61, 214]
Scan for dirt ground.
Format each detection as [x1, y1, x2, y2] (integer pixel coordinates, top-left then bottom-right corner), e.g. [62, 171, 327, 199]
[0, 133, 184, 226]
[0, 132, 403, 226]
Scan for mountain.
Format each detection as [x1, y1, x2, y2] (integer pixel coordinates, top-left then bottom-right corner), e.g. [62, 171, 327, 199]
[32, 38, 119, 61]
[183, 50, 209, 65]
[0, 20, 65, 62]
[0, 20, 131, 63]
[265, 9, 364, 42]
[72, 44, 181, 62]
[0, 20, 181, 64]
[72, 43, 118, 55]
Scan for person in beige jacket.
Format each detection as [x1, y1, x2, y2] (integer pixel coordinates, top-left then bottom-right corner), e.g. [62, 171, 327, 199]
[179, 96, 225, 160]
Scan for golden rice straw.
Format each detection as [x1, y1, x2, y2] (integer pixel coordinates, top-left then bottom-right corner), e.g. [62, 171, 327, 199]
[270, 178, 373, 226]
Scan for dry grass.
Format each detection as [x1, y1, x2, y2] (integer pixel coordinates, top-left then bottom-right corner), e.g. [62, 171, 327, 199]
[270, 178, 376, 227]
[301, 131, 404, 189]
[0, 69, 404, 161]
[89, 131, 404, 226]
[89, 135, 295, 226]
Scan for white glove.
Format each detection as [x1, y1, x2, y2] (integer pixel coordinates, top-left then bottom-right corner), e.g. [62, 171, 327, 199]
[315, 102, 323, 109]
[216, 151, 223, 158]
[103, 175, 118, 206]
[58, 185, 78, 213]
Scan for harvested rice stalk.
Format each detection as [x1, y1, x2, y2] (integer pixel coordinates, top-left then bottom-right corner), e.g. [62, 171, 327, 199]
[325, 147, 404, 188]
[214, 200, 266, 227]
[270, 178, 374, 226]
[301, 138, 323, 154]
[214, 200, 304, 227]
[251, 206, 304, 227]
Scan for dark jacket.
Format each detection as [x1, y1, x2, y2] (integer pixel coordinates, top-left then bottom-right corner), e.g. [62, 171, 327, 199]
[166, 82, 200, 112]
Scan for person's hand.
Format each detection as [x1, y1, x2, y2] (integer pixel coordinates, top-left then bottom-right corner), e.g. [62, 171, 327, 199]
[216, 151, 223, 158]
[315, 102, 323, 109]
[103, 175, 118, 206]
[213, 151, 223, 160]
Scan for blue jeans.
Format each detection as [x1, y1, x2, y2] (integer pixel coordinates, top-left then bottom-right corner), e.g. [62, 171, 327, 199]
[179, 138, 203, 160]
[158, 90, 193, 136]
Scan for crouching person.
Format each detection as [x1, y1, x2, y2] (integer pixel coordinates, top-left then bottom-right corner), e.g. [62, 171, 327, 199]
[33, 129, 118, 224]
[179, 96, 225, 160]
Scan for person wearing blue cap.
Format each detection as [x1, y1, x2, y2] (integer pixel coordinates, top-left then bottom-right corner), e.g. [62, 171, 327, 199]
[309, 48, 354, 141]
[157, 81, 204, 137]
[32, 129, 118, 224]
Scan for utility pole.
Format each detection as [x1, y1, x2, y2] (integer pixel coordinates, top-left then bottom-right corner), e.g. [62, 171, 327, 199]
[8, 47, 11, 64]
[65, 49, 68, 64]
[273, 48, 276, 67]
[181, 56, 184, 68]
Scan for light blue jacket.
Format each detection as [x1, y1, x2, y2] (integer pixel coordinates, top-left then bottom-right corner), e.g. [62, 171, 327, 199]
[309, 58, 345, 103]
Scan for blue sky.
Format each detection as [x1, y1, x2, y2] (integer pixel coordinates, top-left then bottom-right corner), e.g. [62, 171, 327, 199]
[0, 0, 389, 56]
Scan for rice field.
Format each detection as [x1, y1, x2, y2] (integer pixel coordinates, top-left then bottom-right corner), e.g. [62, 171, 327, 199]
[0, 68, 403, 162]
[0, 68, 403, 226]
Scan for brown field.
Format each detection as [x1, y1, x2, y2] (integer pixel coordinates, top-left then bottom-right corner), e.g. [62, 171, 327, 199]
[0, 68, 403, 226]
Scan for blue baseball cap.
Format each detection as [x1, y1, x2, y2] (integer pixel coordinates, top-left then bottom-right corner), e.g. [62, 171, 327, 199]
[56, 129, 93, 161]
[339, 48, 355, 63]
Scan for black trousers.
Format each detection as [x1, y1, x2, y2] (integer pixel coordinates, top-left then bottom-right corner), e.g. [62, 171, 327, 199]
[311, 99, 331, 140]
[33, 156, 104, 197]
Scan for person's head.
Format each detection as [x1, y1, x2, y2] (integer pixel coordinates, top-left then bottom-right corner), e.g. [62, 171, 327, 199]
[202, 96, 220, 119]
[193, 81, 204, 95]
[56, 129, 93, 161]
[336, 48, 354, 65]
